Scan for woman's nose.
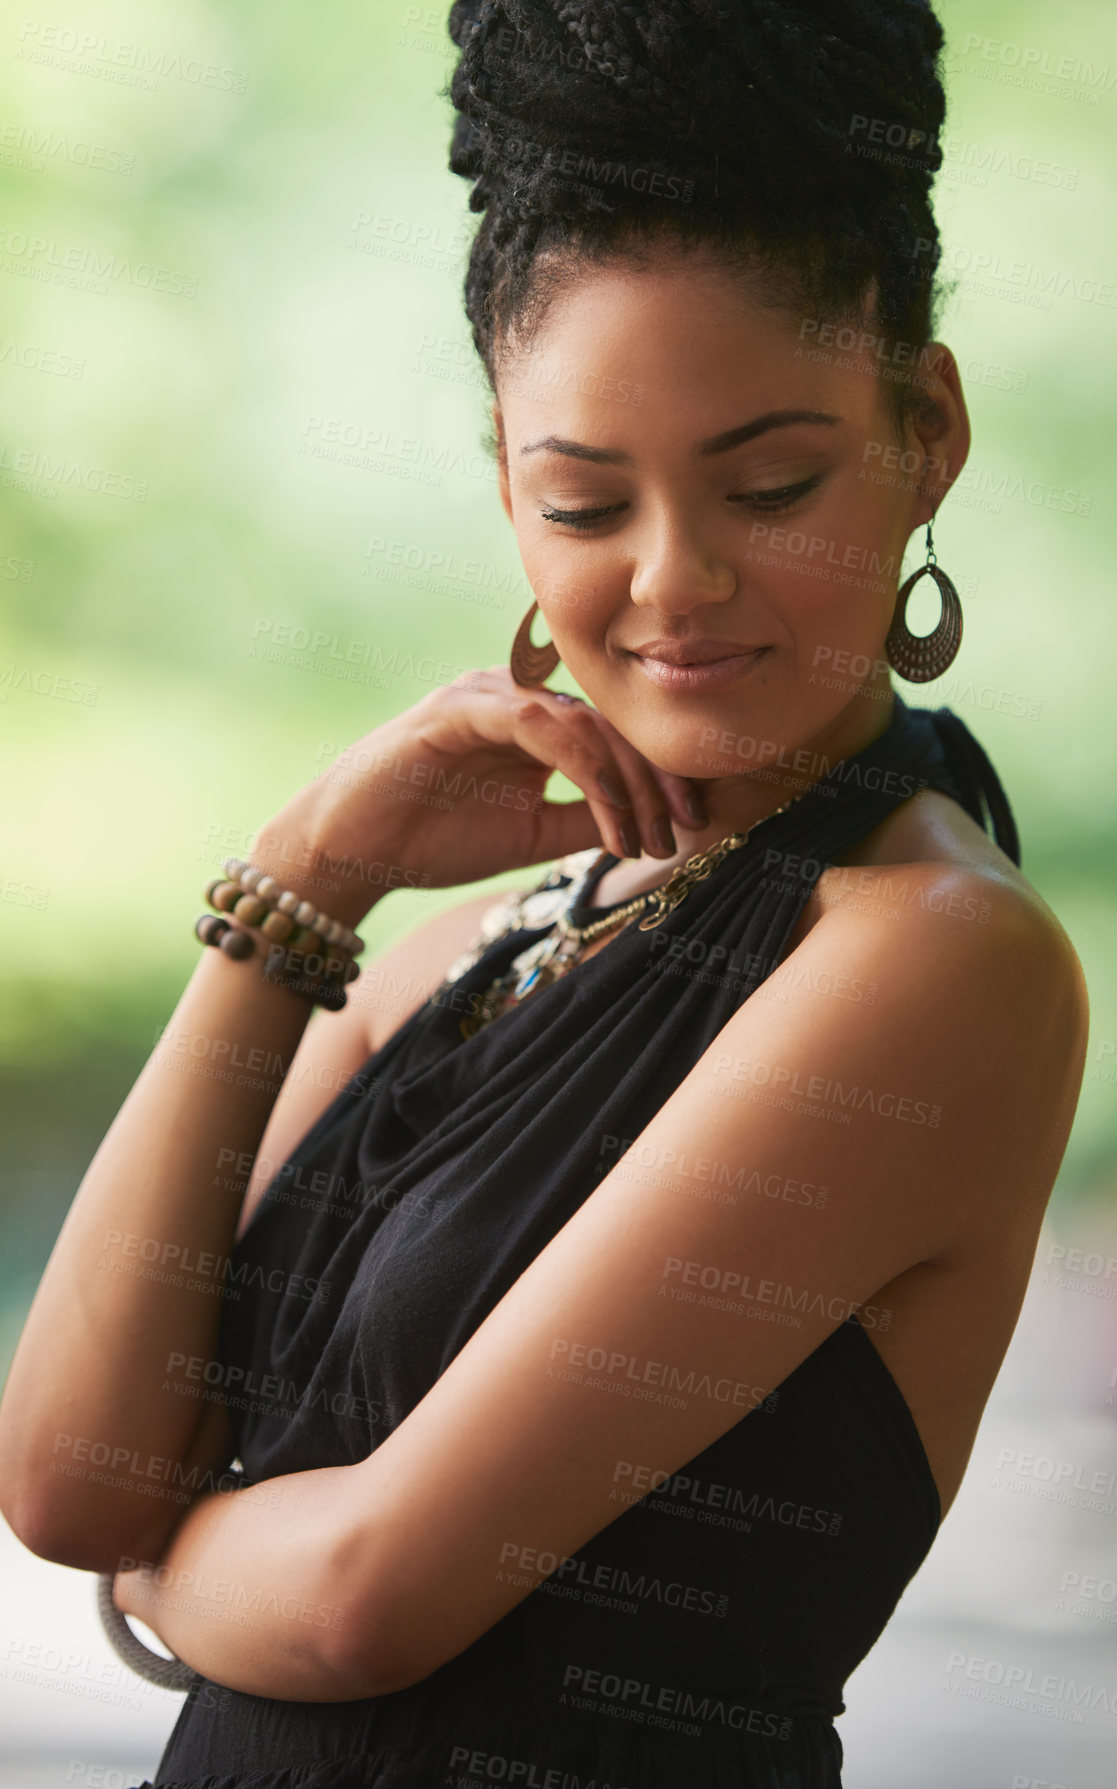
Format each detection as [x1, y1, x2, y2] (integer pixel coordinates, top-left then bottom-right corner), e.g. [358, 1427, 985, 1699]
[627, 515, 738, 615]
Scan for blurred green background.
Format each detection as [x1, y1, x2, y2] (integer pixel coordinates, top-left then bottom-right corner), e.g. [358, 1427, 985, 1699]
[1, 0, 1115, 1351]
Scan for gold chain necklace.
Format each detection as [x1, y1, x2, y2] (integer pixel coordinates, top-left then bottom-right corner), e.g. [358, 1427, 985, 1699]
[449, 792, 804, 1041]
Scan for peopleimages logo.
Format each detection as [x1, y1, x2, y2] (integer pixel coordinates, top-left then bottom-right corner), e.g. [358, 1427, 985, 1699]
[560, 1664, 793, 1739]
[497, 1541, 730, 1618]
[15, 21, 249, 92]
[711, 1051, 942, 1128]
[446, 1745, 636, 1789]
[953, 33, 1117, 92]
[943, 1650, 1117, 1719]
[612, 1460, 845, 1538]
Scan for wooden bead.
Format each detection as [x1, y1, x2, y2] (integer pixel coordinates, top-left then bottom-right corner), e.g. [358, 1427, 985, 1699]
[218, 927, 256, 960]
[313, 982, 347, 1011]
[194, 913, 227, 945]
[261, 910, 296, 943]
[233, 893, 269, 927]
[209, 857, 362, 963]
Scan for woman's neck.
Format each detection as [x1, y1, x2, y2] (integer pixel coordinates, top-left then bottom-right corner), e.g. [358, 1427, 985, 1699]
[589, 688, 898, 909]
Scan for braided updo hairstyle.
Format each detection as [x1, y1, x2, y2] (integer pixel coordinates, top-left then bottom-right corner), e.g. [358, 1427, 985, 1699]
[445, 0, 949, 433]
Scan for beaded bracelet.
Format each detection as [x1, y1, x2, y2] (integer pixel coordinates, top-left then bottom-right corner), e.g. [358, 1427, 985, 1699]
[219, 857, 365, 958]
[204, 878, 326, 959]
[260, 940, 360, 1013]
[200, 876, 357, 980]
[193, 914, 356, 1012]
[202, 876, 361, 984]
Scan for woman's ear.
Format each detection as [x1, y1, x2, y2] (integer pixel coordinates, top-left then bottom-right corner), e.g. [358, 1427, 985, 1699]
[905, 343, 972, 528]
[493, 404, 514, 524]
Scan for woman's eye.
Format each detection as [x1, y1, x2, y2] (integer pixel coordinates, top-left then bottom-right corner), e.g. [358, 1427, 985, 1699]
[731, 475, 823, 515]
[539, 474, 822, 531]
[539, 504, 624, 531]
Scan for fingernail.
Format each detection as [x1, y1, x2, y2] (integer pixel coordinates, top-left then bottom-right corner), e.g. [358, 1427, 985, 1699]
[598, 770, 629, 810]
[683, 789, 708, 826]
[651, 815, 676, 856]
[619, 820, 641, 858]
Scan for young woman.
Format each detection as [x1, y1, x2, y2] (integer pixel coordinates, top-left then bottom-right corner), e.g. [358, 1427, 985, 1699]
[0, 2, 1088, 1785]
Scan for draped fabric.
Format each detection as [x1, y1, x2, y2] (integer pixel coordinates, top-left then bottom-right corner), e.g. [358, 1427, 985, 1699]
[148, 695, 1018, 1788]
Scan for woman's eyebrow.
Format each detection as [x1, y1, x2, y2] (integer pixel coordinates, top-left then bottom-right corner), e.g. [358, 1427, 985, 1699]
[519, 409, 842, 465]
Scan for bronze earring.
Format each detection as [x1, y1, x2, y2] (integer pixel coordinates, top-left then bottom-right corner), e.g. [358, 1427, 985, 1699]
[885, 517, 963, 683]
[510, 600, 561, 687]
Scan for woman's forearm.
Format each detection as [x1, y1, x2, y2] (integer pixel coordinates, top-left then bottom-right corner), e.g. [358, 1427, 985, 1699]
[0, 945, 312, 1566]
[0, 833, 388, 1569]
[113, 1464, 375, 1702]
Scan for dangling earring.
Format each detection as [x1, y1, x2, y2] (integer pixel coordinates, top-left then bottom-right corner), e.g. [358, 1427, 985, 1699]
[885, 514, 963, 683]
[510, 600, 561, 687]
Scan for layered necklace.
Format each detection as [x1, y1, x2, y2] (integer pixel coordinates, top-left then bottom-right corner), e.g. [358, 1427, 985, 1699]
[443, 792, 805, 1042]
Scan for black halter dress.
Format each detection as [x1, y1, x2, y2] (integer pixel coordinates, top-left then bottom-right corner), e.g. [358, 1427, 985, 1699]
[145, 694, 1019, 1789]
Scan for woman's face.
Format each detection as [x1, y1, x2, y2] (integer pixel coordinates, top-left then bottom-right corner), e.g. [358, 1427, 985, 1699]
[493, 252, 970, 786]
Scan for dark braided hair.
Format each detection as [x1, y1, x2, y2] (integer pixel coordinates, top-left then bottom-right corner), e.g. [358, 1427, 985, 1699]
[444, 0, 949, 433]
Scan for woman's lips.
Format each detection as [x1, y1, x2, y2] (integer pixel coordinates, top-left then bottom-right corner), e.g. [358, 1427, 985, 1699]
[629, 647, 769, 692]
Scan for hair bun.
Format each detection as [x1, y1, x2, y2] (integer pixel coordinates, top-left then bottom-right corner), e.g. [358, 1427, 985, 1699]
[444, 1, 948, 405]
[448, 1, 945, 223]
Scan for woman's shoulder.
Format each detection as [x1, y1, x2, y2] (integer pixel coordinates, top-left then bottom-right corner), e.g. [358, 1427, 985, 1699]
[812, 786, 1079, 969]
[786, 788, 1088, 1168]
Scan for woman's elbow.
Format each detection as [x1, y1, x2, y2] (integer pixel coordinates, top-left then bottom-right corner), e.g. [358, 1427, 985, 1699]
[318, 1554, 443, 1700]
[321, 1633, 434, 1701]
[0, 1476, 178, 1575]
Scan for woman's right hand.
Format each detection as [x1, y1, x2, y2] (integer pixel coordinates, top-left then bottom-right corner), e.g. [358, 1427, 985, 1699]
[251, 667, 711, 927]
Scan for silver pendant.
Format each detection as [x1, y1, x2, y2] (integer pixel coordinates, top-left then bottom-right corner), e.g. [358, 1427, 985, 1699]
[437, 851, 598, 995]
[507, 925, 579, 994]
[517, 885, 574, 930]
